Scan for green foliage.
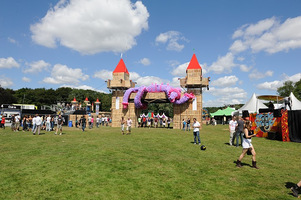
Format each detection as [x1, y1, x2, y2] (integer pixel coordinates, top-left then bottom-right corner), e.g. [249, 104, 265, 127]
[277, 80, 295, 97]
[0, 126, 300, 199]
[2, 87, 112, 111]
[142, 103, 174, 117]
[277, 78, 301, 100]
[0, 86, 16, 105]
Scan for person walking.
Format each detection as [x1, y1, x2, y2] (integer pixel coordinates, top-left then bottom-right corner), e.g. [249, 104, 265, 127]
[229, 116, 237, 146]
[236, 120, 259, 169]
[235, 116, 244, 147]
[80, 115, 86, 132]
[291, 180, 301, 197]
[186, 118, 191, 131]
[55, 115, 64, 135]
[192, 118, 201, 145]
[126, 117, 132, 135]
[121, 116, 125, 135]
[46, 115, 51, 131]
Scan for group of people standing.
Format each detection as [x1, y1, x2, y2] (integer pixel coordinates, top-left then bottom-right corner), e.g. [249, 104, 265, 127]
[75, 115, 111, 132]
[182, 118, 191, 131]
[137, 117, 171, 128]
[120, 117, 132, 135]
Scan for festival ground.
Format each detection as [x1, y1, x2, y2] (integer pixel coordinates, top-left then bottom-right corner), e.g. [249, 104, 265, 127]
[0, 125, 300, 199]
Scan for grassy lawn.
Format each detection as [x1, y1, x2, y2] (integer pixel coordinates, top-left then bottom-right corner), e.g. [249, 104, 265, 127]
[0, 125, 300, 200]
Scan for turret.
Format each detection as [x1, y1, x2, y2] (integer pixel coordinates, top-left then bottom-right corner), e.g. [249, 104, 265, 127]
[107, 58, 135, 89]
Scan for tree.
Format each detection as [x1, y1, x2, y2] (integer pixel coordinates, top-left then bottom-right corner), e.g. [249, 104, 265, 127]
[293, 79, 301, 100]
[277, 79, 301, 100]
[277, 80, 294, 97]
[0, 86, 16, 105]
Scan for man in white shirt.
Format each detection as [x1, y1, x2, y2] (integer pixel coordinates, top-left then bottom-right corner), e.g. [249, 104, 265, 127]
[33, 114, 42, 135]
[15, 114, 20, 131]
[192, 118, 201, 145]
[229, 116, 237, 146]
[126, 117, 132, 135]
[46, 115, 51, 131]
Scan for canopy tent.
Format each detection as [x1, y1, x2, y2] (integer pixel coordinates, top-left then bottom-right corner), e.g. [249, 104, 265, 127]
[237, 93, 268, 114]
[290, 92, 301, 110]
[210, 107, 235, 117]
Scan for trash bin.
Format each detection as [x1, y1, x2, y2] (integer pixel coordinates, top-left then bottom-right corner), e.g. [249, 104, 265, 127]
[68, 120, 72, 127]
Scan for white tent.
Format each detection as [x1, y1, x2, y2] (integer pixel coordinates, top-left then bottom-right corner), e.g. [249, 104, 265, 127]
[289, 92, 301, 110]
[238, 93, 268, 114]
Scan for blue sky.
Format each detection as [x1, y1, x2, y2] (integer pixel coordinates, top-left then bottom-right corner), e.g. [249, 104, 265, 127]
[0, 0, 300, 107]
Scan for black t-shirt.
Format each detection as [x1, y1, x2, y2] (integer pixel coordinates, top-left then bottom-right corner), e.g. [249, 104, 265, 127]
[57, 117, 63, 125]
[237, 120, 244, 132]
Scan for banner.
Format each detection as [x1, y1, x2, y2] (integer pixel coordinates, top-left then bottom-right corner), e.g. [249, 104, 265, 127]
[192, 97, 197, 110]
[116, 97, 119, 110]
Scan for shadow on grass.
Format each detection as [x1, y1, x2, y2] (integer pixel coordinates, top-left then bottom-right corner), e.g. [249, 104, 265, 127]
[233, 160, 252, 168]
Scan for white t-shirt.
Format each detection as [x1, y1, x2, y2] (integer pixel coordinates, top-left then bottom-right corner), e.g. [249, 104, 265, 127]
[127, 119, 132, 127]
[193, 121, 200, 132]
[229, 120, 237, 131]
[46, 116, 51, 123]
[35, 116, 42, 126]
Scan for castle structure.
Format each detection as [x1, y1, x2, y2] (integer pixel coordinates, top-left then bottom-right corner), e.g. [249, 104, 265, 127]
[107, 54, 209, 129]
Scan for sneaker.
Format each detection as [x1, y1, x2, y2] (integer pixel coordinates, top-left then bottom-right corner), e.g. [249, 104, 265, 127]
[198, 143, 201, 145]
[194, 143, 196, 144]
[60, 133, 62, 135]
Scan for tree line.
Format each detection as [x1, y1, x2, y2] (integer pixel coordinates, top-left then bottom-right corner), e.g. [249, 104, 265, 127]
[0, 87, 112, 112]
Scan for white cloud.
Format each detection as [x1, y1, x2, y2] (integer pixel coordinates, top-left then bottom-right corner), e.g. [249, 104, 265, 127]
[24, 60, 51, 73]
[43, 64, 89, 84]
[208, 52, 236, 74]
[8, 37, 18, 44]
[171, 62, 189, 77]
[230, 16, 301, 54]
[155, 31, 187, 52]
[229, 40, 248, 53]
[0, 76, 13, 88]
[239, 64, 252, 72]
[211, 75, 238, 87]
[249, 69, 273, 79]
[256, 80, 282, 91]
[204, 86, 247, 107]
[22, 77, 31, 82]
[30, 0, 149, 55]
[0, 57, 20, 69]
[256, 73, 301, 91]
[60, 85, 107, 93]
[93, 69, 113, 80]
[237, 56, 245, 61]
[139, 58, 151, 66]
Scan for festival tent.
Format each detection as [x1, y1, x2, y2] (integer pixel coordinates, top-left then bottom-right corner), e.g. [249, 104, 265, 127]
[237, 93, 268, 114]
[210, 107, 235, 116]
[289, 92, 301, 110]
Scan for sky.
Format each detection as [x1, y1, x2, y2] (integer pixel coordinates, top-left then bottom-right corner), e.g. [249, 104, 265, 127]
[0, 0, 301, 107]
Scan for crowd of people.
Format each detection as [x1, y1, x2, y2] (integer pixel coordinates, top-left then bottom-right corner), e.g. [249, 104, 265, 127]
[75, 115, 111, 132]
[137, 117, 171, 128]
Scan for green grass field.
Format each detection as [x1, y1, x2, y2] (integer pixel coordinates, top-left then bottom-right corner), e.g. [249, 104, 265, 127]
[0, 125, 300, 200]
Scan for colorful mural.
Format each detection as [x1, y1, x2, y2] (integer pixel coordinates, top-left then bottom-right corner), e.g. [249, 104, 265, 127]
[251, 112, 281, 138]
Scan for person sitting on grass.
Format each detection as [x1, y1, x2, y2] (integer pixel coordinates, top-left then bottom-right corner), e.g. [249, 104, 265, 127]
[236, 119, 259, 169]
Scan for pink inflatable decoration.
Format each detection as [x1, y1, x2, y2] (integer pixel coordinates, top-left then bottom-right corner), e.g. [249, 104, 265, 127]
[122, 83, 195, 109]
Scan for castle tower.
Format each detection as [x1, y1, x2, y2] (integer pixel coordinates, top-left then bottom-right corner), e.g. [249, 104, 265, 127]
[173, 54, 210, 129]
[107, 58, 136, 127]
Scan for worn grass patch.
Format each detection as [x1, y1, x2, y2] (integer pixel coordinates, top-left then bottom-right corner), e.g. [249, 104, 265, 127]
[0, 125, 300, 199]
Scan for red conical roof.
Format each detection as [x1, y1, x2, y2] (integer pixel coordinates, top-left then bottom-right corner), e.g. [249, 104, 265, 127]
[85, 97, 89, 101]
[187, 54, 202, 70]
[113, 58, 129, 74]
[96, 98, 100, 103]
